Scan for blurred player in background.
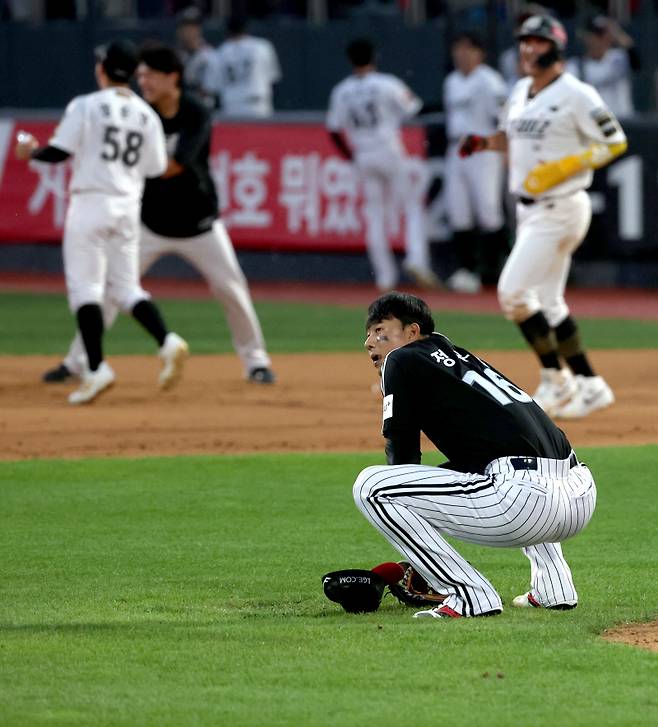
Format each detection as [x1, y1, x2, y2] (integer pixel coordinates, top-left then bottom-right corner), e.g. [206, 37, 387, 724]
[566, 14, 639, 118]
[203, 14, 281, 117]
[326, 38, 439, 292]
[443, 32, 508, 294]
[43, 44, 275, 386]
[175, 5, 216, 108]
[459, 15, 627, 419]
[16, 40, 188, 405]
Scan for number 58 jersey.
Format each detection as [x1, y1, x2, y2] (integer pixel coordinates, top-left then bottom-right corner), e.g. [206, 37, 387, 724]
[380, 333, 571, 472]
[49, 87, 167, 200]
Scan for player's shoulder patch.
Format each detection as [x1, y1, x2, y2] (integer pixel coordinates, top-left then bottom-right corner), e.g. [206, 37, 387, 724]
[382, 394, 393, 421]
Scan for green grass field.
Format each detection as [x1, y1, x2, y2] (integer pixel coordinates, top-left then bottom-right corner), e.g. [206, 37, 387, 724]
[1, 291, 657, 726]
[2, 291, 658, 355]
[1, 450, 657, 726]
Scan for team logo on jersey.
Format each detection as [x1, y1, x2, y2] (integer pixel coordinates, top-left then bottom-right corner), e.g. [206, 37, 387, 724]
[591, 107, 619, 138]
[382, 394, 393, 421]
[509, 117, 551, 138]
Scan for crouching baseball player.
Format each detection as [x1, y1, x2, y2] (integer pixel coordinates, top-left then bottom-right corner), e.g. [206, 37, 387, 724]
[354, 292, 596, 618]
[458, 15, 627, 419]
[16, 40, 188, 405]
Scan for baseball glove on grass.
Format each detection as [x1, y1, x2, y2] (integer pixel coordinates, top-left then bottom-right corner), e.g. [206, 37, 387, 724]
[388, 561, 447, 607]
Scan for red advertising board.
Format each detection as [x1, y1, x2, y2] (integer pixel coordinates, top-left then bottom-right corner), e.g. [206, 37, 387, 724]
[0, 119, 427, 252]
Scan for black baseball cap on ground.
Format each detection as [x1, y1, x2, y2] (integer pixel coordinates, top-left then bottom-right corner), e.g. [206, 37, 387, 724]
[95, 39, 139, 82]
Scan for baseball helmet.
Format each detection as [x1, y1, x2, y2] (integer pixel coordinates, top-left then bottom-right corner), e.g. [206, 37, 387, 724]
[516, 14, 568, 52]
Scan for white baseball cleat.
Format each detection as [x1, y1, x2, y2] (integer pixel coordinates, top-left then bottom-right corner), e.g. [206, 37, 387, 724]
[68, 362, 115, 405]
[512, 591, 577, 610]
[553, 375, 614, 419]
[446, 268, 482, 294]
[158, 332, 189, 390]
[532, 367, 578, 416]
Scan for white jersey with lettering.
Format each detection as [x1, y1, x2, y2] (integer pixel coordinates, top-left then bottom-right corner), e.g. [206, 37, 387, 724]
[50, 87, 167, 199]
[497, 74, 627, 329]
[444, 63, 507, 140]
[444, 64, 507, 232]
[52, 87, 167, 314]
[326, 71, 427, 290]
[205, 35, 281, 117]
[566, 50, 634, 118]
[326, 71, 422, 156]
[500, 72, 626, 199]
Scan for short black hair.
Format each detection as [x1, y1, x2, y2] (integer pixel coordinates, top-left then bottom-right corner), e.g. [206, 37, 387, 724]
[366, 292, 435, 335]
[452, 31, 485, 50]
[346, 38, 375, 67]
[139, 44, 184, 80]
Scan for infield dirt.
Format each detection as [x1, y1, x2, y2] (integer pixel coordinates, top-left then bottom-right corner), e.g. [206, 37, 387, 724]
[2, 349, 657, 461]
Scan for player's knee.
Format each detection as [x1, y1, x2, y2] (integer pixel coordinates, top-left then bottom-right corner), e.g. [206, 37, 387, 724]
[69, 287, 103, 313]
[114, 289, 150, 313]
[353, 466, 386, 503]
[544, 300, 569, 328]
[497, 288, 535, 323]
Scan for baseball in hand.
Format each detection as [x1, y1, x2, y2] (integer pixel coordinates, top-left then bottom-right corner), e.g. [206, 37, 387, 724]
[15, 130, 38, 160]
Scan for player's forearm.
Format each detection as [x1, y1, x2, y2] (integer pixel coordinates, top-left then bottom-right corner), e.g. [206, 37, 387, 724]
[328, 130, 353, 161]
[523, 140, 628, 195]
[161, 159, 185, 178]
[385, 435, 421, 465]
[458, 131, 507, 157]
[30, 145, 71, 163]
[484, 131, 508, 152]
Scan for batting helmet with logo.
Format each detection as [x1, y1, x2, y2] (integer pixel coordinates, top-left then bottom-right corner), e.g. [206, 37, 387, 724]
[516, 14, 568, 53]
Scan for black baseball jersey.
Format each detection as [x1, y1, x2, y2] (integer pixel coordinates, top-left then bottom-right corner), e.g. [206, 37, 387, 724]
[381, 333, 571, 473]
[141, 94, 218, 238]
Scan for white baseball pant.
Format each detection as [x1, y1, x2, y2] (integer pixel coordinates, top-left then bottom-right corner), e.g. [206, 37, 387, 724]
[63, 220, 271, 376]
[63, 193, 149, 313]
[356, 148, 429, 289]
[497, 191, 592, 326]
[353, 452, 596, 616]
[445, 144, 505, 232]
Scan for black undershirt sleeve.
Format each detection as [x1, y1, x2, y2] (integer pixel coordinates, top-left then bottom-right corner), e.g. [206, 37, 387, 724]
[381, 354, 422, 465]
[30, 145, 71, 163]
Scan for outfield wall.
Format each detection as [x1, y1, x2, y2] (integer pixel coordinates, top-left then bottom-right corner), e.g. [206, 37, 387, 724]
[1, 114, 657, 287]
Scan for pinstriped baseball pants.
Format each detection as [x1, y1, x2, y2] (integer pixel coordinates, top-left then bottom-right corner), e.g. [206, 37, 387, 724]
[353, 453, 596, 616]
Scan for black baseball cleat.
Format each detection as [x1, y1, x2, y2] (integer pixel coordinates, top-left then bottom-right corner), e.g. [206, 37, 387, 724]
[42, 363, 74, 383]
[248, 367, 276, 384]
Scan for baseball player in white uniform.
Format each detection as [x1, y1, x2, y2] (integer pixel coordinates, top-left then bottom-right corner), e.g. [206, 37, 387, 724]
[566, 15, 638, 118]
[203, 14, 281, 117]
[444, 32, 508, 293]
[326, 38, 438, 292]
[459, 15, 627, 420]
[42, 45, 275, 387]
[15, 40, 188, 405]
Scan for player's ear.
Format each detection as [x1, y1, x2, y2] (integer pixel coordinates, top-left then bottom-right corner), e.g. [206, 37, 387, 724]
[405, 322, 422, 340]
